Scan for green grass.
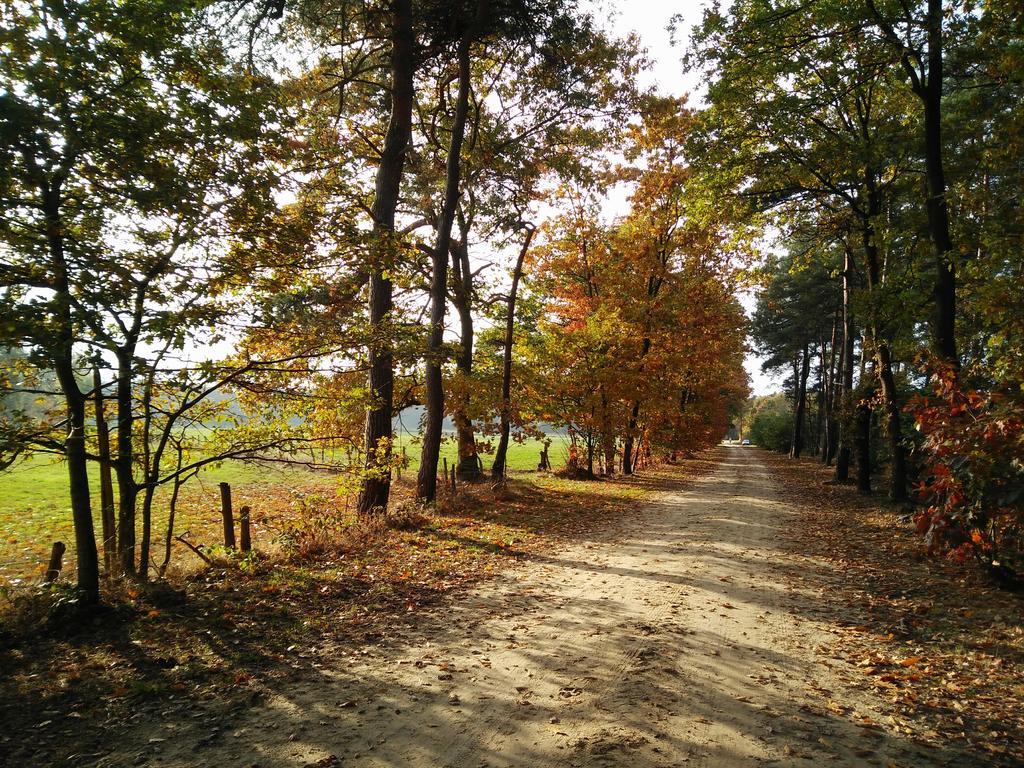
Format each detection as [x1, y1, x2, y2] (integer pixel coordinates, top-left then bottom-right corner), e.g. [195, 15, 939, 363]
[0, 433, 569, 582]
[392, 432, 570, 475]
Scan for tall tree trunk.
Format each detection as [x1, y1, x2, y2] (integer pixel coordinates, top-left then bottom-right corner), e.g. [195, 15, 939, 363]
[160, 445, 184, 576]
[43, 185, 99, 603]
[854, 350, 875, 496]
[621, 400, 641, 475]
[450, 236, 480, 480]
[834, 246, 855, 481]
[357, 0, 415, 516]
[586, 424, 595, 477]
[492, 226, 534, 479]
[621, 337, 651, 476]
[418, 7, 482, 502]
[58, 362, 99, 602]
[854, 383, 873, 495]
[600, 391, 614, 476]
[876, 343, 908, 502]
[858, 166, 908, 504]
[922, 0, 957, 364]
[115, 350, 138, 578]
[93, 365, 116, 575]
[822, 314, 838, 464]
[814, 337, 825, 458]
[790, 343, 810, 459]
[867, 0, 956, 361]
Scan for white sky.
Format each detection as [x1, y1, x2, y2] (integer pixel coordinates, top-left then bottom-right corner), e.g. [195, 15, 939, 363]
[597, 0, 708, 101]
[602, 1, 783, 396]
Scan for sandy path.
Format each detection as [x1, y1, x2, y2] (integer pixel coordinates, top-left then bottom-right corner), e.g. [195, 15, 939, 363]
[108, 447, 961, 767]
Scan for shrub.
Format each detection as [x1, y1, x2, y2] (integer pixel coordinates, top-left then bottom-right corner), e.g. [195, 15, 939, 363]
[385, 500, 431, 531]
[908, 363, 1024, 582]
[272, 493, 348, 560]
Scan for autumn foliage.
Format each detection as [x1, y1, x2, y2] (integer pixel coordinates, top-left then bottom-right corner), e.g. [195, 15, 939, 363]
[909, 363, 1024, 577]
[521, 99, 749, 475]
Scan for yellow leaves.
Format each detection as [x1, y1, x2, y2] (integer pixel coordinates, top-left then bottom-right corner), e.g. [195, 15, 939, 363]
[825, 699, 849, 716]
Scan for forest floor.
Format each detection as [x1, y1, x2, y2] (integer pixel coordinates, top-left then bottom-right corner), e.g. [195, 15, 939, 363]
[5, 446, 1021, 767]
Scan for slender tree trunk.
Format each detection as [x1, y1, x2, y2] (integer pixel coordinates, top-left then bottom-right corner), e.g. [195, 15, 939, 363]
[835, 245, 856, 482]
[621, 336, 651, 475]
[115, 351, 138, 578]
[826, 317, 840, 464]
[93, 366, 116, 575]
[492, 226, 535, 479]
[160, 447, 184, 576]
[43, 185, 99, 603]
[855, 352, 875, 496]
[858, 164, 908, 503]
[621, 400, 641, 476]
[600, 391, 614, 476]
[854, 390, 873, 495]
[418, 8, 482, 502]
[790, 344, 810, 459]
[357, 0, 415, 515]
[139, 483, 158, 581]
[586, 424, 595, 477]
[876, 343, 908, 502]
[866, 0, 956, 363]
[922, 0, 957, 364]
[822, 315, 838, 464]
[58, 360, 99, 602]
[814, 338, 825, 458]
[450, 237, 480, 480]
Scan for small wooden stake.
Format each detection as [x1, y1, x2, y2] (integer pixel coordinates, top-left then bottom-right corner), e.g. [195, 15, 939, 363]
[239, 505, 252, 553]
[45, 542, 66, 583]
[219, 482, 235, 549]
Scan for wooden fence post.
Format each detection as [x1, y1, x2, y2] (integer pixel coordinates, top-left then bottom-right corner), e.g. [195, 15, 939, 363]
[239, 505, 252, 553]
[45, 542, 66, 583]
[219, 482, 235, 549]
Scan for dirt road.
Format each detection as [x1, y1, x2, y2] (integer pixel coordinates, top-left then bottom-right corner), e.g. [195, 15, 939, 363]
[107, 447, 964, 767]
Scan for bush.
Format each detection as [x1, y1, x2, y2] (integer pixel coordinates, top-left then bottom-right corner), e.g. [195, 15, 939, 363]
[909, 363, 1024, 581]
[272, 493, 349, 560]
[385, 500, 431, 531]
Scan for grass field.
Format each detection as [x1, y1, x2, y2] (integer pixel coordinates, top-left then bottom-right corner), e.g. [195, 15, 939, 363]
[0, 433, 570, 583]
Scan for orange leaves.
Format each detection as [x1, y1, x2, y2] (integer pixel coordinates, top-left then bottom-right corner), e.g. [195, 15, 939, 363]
[906, 361, 1024, 570]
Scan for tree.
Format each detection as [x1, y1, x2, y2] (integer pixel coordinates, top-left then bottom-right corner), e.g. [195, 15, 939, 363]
[355, 0, 416, 515]
[491, 225, 535, 480]
[404, 17, 641, 482]
[412, 0, 641, 499]
[687, 0, 927, 499]
[751, 254, 839, 460]
[0, 0, 286, 596]
[863, 0, 961, 364]
[416, 0, 488, 502]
